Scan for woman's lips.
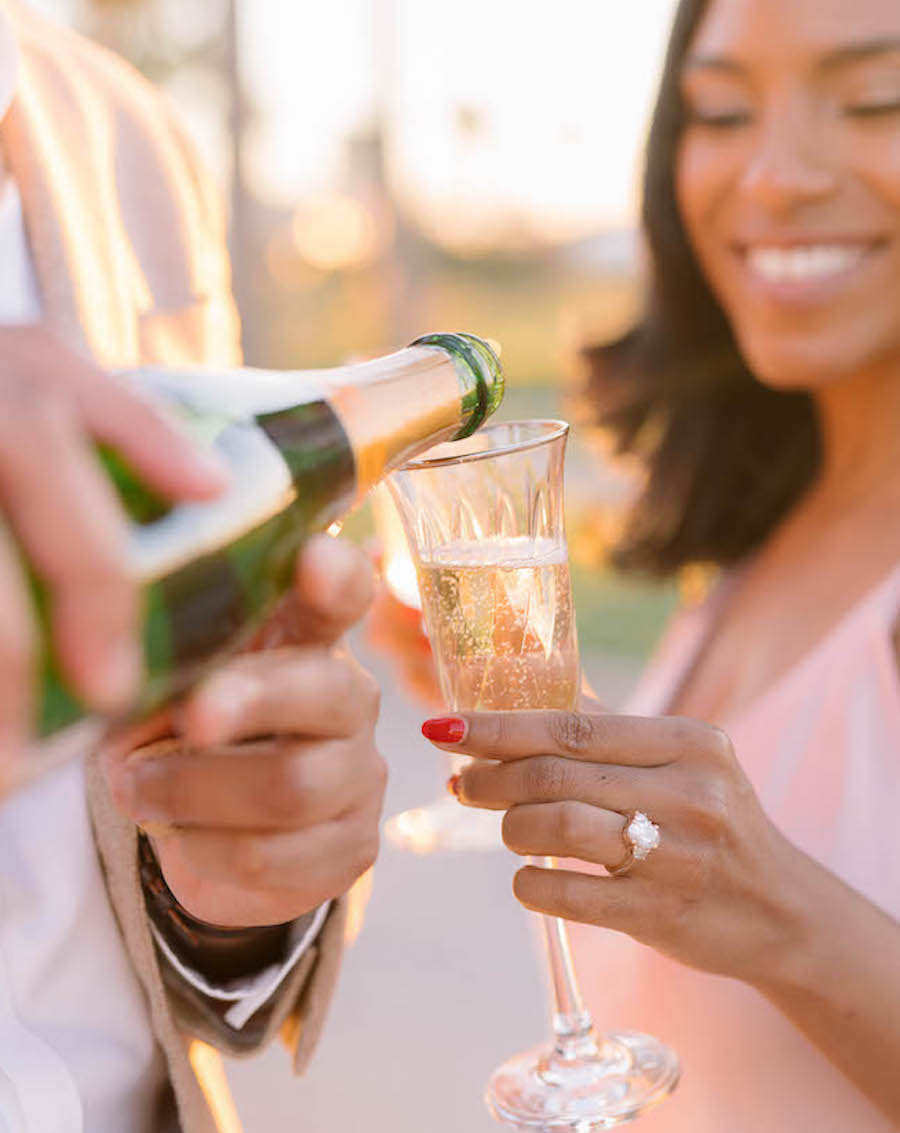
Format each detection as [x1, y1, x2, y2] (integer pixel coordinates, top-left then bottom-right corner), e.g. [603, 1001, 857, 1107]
[746, 244, 867, 282]
[731, 239, 887, 304]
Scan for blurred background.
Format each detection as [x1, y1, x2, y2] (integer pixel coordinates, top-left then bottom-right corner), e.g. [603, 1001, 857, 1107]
[34, 1, 683, 1128]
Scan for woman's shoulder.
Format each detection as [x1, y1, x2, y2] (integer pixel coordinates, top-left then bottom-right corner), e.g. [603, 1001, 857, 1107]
[624, 578, 725, 716]
[627, 557, 900, 718]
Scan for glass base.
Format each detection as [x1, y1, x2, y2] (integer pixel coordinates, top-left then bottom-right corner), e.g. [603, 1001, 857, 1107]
[383, 795, 503, 854]
[486, 1032, 679, 1131]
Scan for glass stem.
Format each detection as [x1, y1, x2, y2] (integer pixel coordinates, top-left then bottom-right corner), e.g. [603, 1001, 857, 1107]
[537, 856, 598, 1062]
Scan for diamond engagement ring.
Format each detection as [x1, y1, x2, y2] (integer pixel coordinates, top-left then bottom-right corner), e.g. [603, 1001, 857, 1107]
[606, 810, 661, 877]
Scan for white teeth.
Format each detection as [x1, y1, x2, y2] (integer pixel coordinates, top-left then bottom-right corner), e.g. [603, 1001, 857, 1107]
[746, 245, 866, 283]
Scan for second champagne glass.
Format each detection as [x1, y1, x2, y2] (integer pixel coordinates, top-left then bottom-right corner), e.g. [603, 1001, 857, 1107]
[390, 420, 679, 1130]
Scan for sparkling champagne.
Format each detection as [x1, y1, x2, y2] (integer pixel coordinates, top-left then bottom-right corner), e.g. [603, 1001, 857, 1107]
[37, 333, 503, 750]
[416, 536, 579, 712]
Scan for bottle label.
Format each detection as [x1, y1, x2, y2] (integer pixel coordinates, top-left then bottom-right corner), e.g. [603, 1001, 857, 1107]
[126, 347, 441, 421]
[129, 422, 293, 582]
[129, 366, 334, 419]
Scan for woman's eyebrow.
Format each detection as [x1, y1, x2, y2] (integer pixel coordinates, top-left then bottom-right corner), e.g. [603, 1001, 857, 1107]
[684, 38, 900, 78]
[818, 38, 900, 71]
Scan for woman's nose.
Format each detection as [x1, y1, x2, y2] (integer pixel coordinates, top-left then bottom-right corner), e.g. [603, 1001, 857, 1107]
[739, 104, 837, 214]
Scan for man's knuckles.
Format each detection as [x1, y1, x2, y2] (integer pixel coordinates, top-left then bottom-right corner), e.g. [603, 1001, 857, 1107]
[296, 536, 375, 626]
[172, 808, 383, 892]
[245, 738, 384, 830]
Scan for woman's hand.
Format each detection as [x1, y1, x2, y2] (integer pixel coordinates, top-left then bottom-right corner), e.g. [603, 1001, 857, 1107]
[423, 709, 809, 985]
[426, 707, 900, 1122]
[0, 325, 226, 777]
[104, 536, 387, 928]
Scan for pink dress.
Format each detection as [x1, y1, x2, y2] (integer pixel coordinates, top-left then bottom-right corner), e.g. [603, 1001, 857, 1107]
[569, 563, 900, 1132]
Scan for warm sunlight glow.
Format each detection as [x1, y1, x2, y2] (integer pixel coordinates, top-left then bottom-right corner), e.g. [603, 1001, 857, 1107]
[188, 1042, 244, 1133]
[386, 806, 443, 855]
[240, 0, 679, 248]
[291, 191, 387, 271]
[345, 867, 375, 945]
[40, 0, 680, 252]
[384, 554, 421, 610]
[372, 485, 421, 609]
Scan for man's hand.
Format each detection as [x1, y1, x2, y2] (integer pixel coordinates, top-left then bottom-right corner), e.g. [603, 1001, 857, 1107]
[104, 536, 386, 928]
[0, 326, 227, 774]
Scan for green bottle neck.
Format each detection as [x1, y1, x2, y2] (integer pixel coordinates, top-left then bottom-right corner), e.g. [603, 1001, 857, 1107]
[325, 335, 504, 501]
[411, 333, 504, 440]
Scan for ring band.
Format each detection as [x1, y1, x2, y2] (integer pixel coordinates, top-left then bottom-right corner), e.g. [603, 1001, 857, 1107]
[606, 810, 661, 877]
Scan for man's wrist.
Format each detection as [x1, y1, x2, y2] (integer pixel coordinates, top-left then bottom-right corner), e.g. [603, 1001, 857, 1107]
[138, 833, 292, 983]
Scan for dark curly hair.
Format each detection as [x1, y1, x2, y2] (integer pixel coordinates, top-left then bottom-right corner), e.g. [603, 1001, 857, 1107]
[582, 0, 820, 577]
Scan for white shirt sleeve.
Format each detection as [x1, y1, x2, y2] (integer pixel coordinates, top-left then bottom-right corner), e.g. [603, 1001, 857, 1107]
[150, 900, 331, 1030]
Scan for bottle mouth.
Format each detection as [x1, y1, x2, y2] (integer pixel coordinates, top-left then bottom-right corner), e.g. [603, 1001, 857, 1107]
[410, 332, 505, 438]
[401, 418, 569, 470]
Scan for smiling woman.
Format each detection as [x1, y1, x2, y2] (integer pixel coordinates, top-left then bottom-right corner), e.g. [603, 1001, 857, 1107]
[580, 0, 900, 578]
[421, 0, 900, 1130]
[677, 15, 900, 392]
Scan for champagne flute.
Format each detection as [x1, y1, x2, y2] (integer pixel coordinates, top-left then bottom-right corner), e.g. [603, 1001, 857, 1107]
[374, 484, 504, 853]
[389, 420, 679, 1130]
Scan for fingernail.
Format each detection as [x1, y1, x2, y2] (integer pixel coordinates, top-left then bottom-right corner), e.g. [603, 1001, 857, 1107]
[422, 717, 467, 743]
[446, 773, 461, 798]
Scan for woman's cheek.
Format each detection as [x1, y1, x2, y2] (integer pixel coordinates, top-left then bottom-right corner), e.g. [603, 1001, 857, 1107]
[675, 141, 729, 278]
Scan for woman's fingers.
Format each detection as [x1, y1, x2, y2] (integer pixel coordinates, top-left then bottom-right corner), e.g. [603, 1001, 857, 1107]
[457, 754, 655, 812]
[424, 710, 731, 769]
[513, 864, 643, 931]
[502, 801, 628, 865]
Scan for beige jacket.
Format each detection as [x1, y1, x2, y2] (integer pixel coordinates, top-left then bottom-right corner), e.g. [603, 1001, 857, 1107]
[0, 5, 347, 1130]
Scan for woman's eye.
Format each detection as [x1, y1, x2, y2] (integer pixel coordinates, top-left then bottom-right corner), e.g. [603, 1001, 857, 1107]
[844, 97, 900, 118]
[685, 108, 752, 129]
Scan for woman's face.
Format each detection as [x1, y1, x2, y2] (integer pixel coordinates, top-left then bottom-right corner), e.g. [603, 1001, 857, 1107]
[676, 0, 900, 391]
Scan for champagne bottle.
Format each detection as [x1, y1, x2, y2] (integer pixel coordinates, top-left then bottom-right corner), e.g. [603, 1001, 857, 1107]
[37, 332, 503, 751]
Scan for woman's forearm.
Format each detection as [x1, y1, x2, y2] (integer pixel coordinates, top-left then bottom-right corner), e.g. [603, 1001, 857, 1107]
[756, 851, 900, 1123]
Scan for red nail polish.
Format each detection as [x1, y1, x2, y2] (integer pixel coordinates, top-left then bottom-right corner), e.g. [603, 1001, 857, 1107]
[446, 774, 461, 798]
[422, 716, 467, 743]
